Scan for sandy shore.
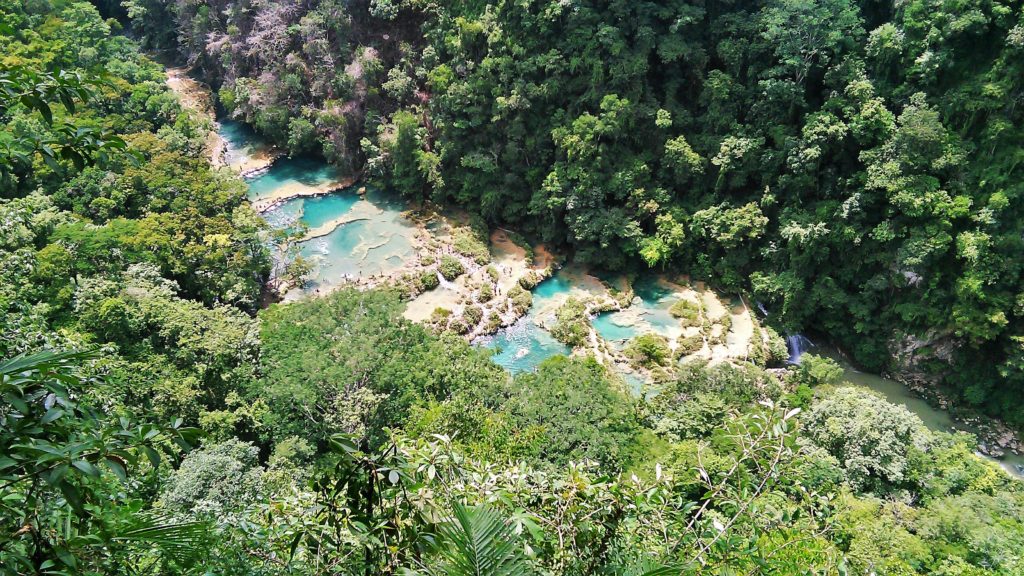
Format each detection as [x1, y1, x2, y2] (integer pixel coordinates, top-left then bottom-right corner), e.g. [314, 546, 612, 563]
[164, 67, 225, 167]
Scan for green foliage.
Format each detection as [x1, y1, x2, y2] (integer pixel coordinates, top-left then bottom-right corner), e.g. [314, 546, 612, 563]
[256, 289, 506, 446]
[126, 0, 1024, 426]
[8, 2, 1024, 575]
[477, 281, 493, 302]
[518, 270, 541, 290]
[507, 284, 533, 315]
[669, 298, 701, 326]
[463, 304, 483, 327]
[647, 361, 778, 440]
[451, 226, 490, 265]
[419, 269, 440, 291]
[414, 503, 535, 576]
[161, 439, 265, 517]
[548, 297, 589, 348]
[507, 356, 641, 468]
[625, 334, 671, 368]
[0, 64, 134, 182]
[803, 387, 931, 493]
[438, 254, 465, 281]
[792, 354, 844, 387]
[0, 350, 203, 573]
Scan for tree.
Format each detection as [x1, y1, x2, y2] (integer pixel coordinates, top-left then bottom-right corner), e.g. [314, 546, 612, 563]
[0, 64, 133, 184]
[760, 0, 863, 87]
[639, 213, 685, 269]
[507, 356, 641, 468]
[0, 350, 204, 573]
[803, 386, 931, 492]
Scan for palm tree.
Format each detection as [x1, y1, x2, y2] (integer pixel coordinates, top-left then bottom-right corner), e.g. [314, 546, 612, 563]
[413, 503, 534, 576]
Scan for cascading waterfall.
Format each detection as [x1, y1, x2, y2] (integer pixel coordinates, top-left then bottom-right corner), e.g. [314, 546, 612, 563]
[786, 334, 815, 364]
[436, 270, 456, 290]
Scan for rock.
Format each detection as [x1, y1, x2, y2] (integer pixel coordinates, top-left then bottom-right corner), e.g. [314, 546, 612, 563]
[357, 186, 367, 195]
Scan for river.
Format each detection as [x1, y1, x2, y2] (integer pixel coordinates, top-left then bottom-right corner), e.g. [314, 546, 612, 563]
[222, 121, 1023, 479]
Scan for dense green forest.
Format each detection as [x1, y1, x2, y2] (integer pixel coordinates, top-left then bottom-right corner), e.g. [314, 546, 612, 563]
[3, 0, 1024, 574]
[127, 0, 1024, 426]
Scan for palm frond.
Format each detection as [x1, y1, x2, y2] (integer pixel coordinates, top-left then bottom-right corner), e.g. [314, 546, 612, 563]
[431, 503, 534, 576]
[112, 514, 211, 565]
[0, 348, 96, 377]
[607, 561, 685, 576]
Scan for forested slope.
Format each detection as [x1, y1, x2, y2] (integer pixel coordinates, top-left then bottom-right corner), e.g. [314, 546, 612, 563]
[3, 1, 1024, 574]
[131, 0, 1024, 427]
[1, 0, 270, 441]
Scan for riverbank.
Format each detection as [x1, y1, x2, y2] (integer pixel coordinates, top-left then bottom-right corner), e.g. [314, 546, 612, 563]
[162, 61, 1023, 476]
[164, 66, 282, 175]
[251, 174, 361, 213]
[817, 347, 1024, 477]
[164, 66, 225, 167]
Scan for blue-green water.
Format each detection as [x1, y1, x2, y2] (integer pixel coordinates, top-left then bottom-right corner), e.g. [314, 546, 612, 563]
[220, 119, 277, 172]
[224, 122, 413, 291]
[479, 273, 575, 373]
[593, 276, 682, 345]
[532, 272, 574, 300]
[246, 156, 345, 202]
[634, 277, 684, 333]
[262, 198, 304, 230]
[591, 314, 636, 346]
[298, 188, 415, 291]
[219, 120, 259, 161]
[261, 193, 361, 234]
[482, 319, 571, 374]
[300, 194, 360, 229]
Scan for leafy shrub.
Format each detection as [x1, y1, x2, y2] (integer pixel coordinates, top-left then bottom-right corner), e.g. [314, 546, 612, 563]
[477, 282, 493, 302]
[508, 356, 641, 468]
[674, 361, 777, 405]
[452, 226, 490, 265]
[419, 270, 440, 291]
[793, 354, 844, 387]
[675, 334, 704, 356]
[447, 318, 469, 334]
[625, 334, 671, 368]
[670, 298, 701, 327]
[803, 387, 931, 493]
[764, 327, 790, 364]
[438, 255, 465, 281]
[483, 312, 502, 333]
[549, 298, 589, 347]
[430, 307, 452, 327]
[463, 304, 483, 326]
[162, 440, 265, 517]
[518, 270, 541, 289]
[507, 285, 533, 315]
[652, 391, 728, 440]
